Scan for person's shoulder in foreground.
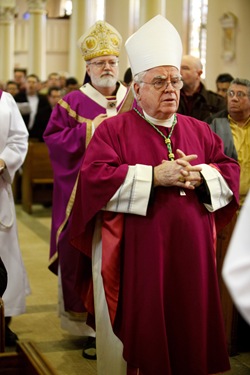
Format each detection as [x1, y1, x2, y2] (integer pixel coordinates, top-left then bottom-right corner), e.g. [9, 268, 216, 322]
[222, 190, 250, 325]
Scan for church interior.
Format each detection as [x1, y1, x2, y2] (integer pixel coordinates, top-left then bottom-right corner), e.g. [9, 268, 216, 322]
[0, 0, 249, 374]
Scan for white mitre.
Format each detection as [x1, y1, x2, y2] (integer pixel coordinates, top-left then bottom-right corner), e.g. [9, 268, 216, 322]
[125, 15, 183, 76]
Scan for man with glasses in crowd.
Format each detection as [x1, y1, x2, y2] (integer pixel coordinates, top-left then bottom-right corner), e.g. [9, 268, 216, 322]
[43, 20, 128, 360]
[70, 15, 239, 375]
[208, 78, 250, 207]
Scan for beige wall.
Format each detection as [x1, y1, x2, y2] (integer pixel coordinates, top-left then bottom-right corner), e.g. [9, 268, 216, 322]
[14, 18, 69, 82]
[206, 0, 250, 91]
[7, 0, 250, 87]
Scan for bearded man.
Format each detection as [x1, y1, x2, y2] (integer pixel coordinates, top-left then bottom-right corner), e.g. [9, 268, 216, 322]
[43, 20, 129, 359]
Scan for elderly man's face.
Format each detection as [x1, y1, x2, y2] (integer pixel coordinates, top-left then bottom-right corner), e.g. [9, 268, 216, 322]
[86, 55, 119, 89]
[227, 84, 250, 118]
[180, 56, 202, 88]
[134, 66, 181, 120]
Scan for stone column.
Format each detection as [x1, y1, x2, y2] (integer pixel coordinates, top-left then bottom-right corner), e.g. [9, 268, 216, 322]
[139, 0, 166, 26]
[69, 0, 98, 84]
[27, 0, 47, 81]
[0, 1, 16, 82]
[105, 0, 132, 82]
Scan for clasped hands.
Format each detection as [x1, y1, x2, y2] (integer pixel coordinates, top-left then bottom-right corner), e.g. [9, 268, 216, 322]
[154, 149, 203, 189]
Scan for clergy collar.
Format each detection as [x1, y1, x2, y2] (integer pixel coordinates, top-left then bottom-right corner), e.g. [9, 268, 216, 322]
[142, 110, 175, 128]
[80, 82, 127, 109]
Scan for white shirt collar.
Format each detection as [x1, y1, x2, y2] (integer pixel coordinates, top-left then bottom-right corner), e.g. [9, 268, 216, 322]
[142, 110, 175, 127]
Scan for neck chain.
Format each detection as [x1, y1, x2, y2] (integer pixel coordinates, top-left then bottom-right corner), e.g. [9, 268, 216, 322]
[133, 108, 177, 160]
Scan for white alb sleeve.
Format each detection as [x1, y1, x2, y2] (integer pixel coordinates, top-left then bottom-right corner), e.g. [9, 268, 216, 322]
[103, 164, 152, 216]
[199, 163, 233, 212]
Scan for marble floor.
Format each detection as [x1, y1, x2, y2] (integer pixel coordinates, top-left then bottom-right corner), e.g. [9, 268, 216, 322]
[5, 204, 250, 374]
[9, 204, 96, 375]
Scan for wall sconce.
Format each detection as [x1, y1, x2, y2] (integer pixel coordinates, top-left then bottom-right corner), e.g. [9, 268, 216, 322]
[220, 12, 237, 62]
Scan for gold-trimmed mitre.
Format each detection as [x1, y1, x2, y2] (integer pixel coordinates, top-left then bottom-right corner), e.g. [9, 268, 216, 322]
[78, 20, 122, 61]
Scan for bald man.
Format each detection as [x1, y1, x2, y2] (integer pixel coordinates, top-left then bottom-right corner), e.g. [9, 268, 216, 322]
[177, 55, 226, 121]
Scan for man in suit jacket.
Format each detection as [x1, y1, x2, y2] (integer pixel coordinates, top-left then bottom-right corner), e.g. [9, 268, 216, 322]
[14, 74, 49, 140]
[31, 86, 62, 142]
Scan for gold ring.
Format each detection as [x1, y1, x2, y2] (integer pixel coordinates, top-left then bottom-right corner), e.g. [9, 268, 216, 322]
[178, 177, 185, 182]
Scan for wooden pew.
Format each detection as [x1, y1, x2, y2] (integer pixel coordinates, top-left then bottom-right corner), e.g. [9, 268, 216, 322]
[0, 341, 58, 375]
[1, 299, 58, 374]
[22, 142, 53, 214]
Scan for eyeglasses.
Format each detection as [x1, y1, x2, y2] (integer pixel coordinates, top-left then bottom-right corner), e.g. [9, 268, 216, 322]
[227, 90, 248, 98]
[87, 60, 119, 69]
[140, 76, 183, 91]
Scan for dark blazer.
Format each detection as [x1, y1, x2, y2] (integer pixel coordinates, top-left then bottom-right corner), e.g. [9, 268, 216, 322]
[14, 92, 48, 130]
[29, 105, 53, 142]
[178, 82, 226, 121]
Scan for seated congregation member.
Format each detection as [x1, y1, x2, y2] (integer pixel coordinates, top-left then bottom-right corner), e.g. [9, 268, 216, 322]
[70, 15, 240, 375]
[0, 89, 30, 346]
[64, 77, 79, 94]
[14, 74, 49, 140]
[5, 80, 19, 97]
[216, 73, 234, 98]
[39, 72, 61, 96]
[31, 86, 62, 142]
[177, 55, 226, 121]
[208, 78, 250, 207]
[43, 20, 129, 360]
[13, 68, 27, 93]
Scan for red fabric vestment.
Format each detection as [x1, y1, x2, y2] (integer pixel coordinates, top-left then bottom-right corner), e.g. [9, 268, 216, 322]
[71, 109, 239, 374]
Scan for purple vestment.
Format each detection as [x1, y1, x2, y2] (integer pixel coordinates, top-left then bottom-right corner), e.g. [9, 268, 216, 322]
[43, 83, 127, 314]
[71, 109, 239, 374]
